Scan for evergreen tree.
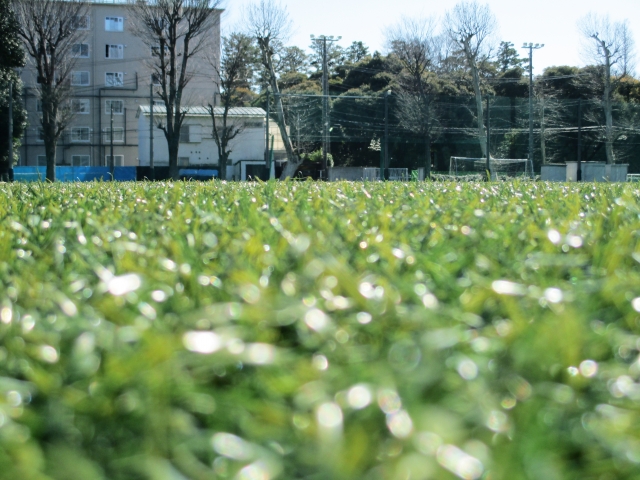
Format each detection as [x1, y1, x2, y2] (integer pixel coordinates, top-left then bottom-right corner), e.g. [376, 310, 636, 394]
[345, 41, 369, 64]
[0, 0, 26, 179]
[496, 41, 525, 73]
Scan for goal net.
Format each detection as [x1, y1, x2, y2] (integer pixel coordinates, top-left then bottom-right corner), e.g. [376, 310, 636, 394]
[449, 157, 532, 178]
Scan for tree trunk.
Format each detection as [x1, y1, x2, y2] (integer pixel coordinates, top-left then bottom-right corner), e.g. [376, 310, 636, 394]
[467, 49, 487, 158]
[604, 102, 615, 164]
[603, 49, 615, 165]
[280, 157, 300, 179]
[219, 154, 227, 180]
[603, 82, 615, 164]
[168, 137, 180, 180]
[272, 83, 302, 180]
[211, 108, 229, 181]
[42, 84, 57, 182]
[45, 140, 56, 182]
[255, 36, 301, 180]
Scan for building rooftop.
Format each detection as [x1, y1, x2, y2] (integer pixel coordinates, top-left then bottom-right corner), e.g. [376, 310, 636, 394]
[87, 0, 136, 3]
[86, 0, 224, 7]
[137, 106, 266, 117]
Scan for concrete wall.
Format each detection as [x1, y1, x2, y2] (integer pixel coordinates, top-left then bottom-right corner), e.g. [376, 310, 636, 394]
[582, 162, 606, 182]
[577, 163, 628, 182]
[605, 164, 628, 182]
[541, 164, 566, 181]
[541, 163, 628, 182]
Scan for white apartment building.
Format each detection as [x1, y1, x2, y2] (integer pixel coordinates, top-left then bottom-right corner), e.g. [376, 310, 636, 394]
[19, 0, 221, 167]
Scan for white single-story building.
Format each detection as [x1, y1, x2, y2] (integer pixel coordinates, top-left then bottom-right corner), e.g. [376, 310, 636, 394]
[136, 106, 287, 180]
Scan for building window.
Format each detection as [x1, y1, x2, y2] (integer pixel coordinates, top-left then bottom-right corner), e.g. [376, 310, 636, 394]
[106, 155, 124, 166]
[37, 155, 47, 166]
[36, 99, 43, 113]
[105, 44, 124, 59]
[72, 155, 91, 166]
[103, 127, 124, 143]
[245, 121, 263, 128]
[72, 15, 90, 30]
[70, 127, 91, 142]
[105, 72, 124, 87]
[72, 43, 90, 58]
[105, 99, 124, 115]
[178, 157, 190, 166]
[178, 124, 201, 143]
[180, 125, 191, 143]
[71, 99, 90, 114]
[37, 129, 45, 142]
[71, 71, 90, 86]
[151, 73, 162, 86]
[105, 16, 123, 31]
[151, 45, 169, 57]
[178, 125, 201, 143]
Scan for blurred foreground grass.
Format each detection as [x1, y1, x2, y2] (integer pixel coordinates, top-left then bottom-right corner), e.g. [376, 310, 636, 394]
[1, 180, 640, 480]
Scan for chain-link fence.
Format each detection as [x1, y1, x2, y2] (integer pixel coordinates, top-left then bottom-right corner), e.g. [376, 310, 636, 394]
[273, 92, 640, 174]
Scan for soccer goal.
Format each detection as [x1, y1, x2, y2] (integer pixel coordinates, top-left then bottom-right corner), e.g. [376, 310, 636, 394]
[449, 157, 532, 178]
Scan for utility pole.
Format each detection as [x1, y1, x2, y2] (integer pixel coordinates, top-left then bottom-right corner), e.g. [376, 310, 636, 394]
[110, 104, 114, 179]
[384, 90, 391, 180]
[522, 43, 544, 177]
[311, 34, 341, 177]
[7, 82, 13, 181]
[150, 83, 155, 180]
[577, 99, 582, 181]
[486, 95, 491, 179]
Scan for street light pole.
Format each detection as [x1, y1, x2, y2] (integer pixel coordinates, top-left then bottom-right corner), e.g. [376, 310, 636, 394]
[522, 42, 544, 177]
[311, 34, 341, 177]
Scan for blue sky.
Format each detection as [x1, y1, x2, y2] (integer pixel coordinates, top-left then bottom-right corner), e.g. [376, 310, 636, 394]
[223, 0, 639, 75]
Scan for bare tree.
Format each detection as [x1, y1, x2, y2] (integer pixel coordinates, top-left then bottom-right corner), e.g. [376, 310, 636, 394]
[209, 33, 258, 180]
[579, 13, 635, 164]
[444, 1, 497, 159]
[246, 0, 301, 179]
[387, 16, 442, 178]
[13, 0, 88, 181]
[129, 0, 221, 180]
[534, 80, 567, 165]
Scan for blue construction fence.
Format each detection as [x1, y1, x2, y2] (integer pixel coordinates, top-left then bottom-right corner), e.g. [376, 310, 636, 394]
[10, 167, 218, 182]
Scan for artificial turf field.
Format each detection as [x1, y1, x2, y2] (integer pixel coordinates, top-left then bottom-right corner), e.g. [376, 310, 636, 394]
[1, 180, 640, 480]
